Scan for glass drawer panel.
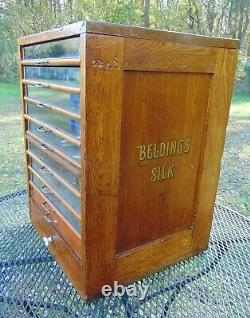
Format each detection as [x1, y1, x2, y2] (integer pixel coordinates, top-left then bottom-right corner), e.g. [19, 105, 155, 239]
[32, 175, 80, 233]
[32, 160, 80, 212]
[29, 142, 80, 191]
[29, 122, 81, 163]
[24, 38, 80, 59]
[24, 67, 80, 88]
[27, 103, 80, 138]
[26, 85, 80, 114]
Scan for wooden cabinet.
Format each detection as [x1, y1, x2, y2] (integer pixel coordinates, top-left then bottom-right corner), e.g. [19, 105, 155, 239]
[18, 21, 239, 298]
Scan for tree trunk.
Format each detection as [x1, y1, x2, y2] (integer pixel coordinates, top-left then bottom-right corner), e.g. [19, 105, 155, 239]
[144, 0, 150, 27]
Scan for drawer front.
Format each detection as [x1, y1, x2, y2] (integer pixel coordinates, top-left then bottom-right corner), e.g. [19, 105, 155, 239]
[31, 159, 80, 212]
[30, 184, 81, 258]
[32, 174, 81, 234]
[29, 121, 81, 163]
[24, 37, 80, 60]
[24, 67, 80, 87]
[26, 86, 80, 114]
[27, 102, 80, 138]
[29, 193, 83, 295]
[29, 141, 80, 191]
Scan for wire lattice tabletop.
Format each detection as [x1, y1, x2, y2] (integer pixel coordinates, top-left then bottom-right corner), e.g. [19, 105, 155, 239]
[0, 190, 249, 318]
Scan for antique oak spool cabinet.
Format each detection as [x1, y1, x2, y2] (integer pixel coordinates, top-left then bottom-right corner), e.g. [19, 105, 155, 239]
[18, 21, 239, 298]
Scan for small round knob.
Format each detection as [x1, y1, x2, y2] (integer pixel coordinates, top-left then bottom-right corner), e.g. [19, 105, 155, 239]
[43, 236, 53, 247]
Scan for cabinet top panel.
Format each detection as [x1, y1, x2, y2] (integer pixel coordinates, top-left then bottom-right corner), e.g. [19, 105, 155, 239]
[18, 20, 239, 49]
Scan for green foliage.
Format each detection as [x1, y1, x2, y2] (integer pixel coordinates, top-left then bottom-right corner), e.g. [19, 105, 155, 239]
[0, 0, 249, 86]
[0, 20, 19, 82]
[245, 62, 250, 86]
[101, 3, 142, 25]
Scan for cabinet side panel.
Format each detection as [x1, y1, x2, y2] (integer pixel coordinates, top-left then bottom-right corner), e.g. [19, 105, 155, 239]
[124, 38, 217, 73]
[80, 33, 87, 286]
[192, 48, 238, 250]
[114, 41, 238, 287]
[84, 34, 124, 296]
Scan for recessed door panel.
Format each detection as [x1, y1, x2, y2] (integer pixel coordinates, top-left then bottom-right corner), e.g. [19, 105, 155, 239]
[117, 71, 211, 253]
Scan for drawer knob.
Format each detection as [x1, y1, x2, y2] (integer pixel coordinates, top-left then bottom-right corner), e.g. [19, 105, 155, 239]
[43, 236, 53, 247]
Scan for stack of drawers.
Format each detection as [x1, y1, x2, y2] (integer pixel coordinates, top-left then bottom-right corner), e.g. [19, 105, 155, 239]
[19, 35, 83, 288]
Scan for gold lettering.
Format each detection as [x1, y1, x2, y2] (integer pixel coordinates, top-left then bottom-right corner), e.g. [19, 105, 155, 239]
[184, 139, 190, 153]
[170, 140, 177, 155]
[147, 144, 153, 159]
[137, 145, 147, 161]
[177, 140, 183, 154]
[159, 142, 166, 157]
[153, 144, 160, 158]
[151, 164, 174, 182]
[165, 141, 170, 156]
[137, 138, 191, 162]
[151, 167, 157, 182]
[167, 164, 174, 178]
[156, 166, 161, 181]
[162, 165, 168, 180]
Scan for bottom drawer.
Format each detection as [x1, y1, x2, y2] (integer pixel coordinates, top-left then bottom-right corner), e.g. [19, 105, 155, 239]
[30, 184, 81, 258]
[29, 197, 85, 298]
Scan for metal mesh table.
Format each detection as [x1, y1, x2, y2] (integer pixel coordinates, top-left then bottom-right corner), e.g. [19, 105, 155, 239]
[0, 190, 249, 318]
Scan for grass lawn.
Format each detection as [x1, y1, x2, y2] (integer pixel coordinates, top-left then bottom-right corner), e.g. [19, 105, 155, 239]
[0, 83, 25, 195]
[0, 83, 249, 216]
[217, 94, 250, 215]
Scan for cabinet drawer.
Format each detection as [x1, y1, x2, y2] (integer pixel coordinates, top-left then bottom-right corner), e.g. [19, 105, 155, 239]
[30, 183, 81, 258]
[24, 37, 80, 60]
[27, 102, 80, 138]
[24, 67, 80, 88]
[29, 191, 84, 297]
[25, 86, 80, 115]
[29, 121, 81, 163]
[26, 131, 80, 172]
[31, 174, 81, 234]
[28, 141, 80, 191]
[30, 158, 80, 212]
